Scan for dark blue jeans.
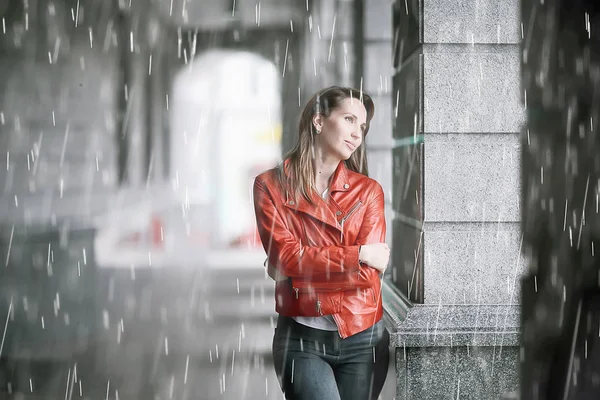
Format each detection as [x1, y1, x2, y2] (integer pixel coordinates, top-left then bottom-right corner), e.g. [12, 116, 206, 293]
[272, 316, 390, 400]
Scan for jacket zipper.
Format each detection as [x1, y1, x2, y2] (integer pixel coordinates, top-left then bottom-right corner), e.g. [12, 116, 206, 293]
[339, 201, 363, 242]
[292, 201, 364, 319]
[292, 287, 341, 315]
[293, 286, 342, 297]
[340, 201, 363, 225]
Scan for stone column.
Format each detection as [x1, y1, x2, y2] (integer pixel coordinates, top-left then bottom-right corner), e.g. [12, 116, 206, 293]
[145, 15, 168, 182]
[388, 0, 525, 398]
[116, 3, 151, 187]
[391, 0, 525, 307]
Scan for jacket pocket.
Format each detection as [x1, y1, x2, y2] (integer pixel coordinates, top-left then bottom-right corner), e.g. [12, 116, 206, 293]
[290, 282, 343, 316]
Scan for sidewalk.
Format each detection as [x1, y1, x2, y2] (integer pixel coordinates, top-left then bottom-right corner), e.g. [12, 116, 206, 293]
[95, 241, 267, 271]
[204, 248, 267, 270]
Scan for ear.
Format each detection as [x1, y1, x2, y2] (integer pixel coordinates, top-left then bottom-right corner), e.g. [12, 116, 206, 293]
[312, 114, 323, 131]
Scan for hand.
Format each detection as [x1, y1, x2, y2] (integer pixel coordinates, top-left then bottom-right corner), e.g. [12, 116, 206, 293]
[359, 243, 390, 273]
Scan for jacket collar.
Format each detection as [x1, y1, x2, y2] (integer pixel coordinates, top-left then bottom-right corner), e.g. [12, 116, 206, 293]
[329, 160, 352, 193]
[281, 159, 353, 231]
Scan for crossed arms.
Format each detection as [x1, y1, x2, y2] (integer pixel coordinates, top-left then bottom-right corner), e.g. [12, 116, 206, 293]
[253, 177, 386, 288]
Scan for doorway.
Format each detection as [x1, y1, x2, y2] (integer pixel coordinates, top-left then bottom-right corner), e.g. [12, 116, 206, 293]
[170, 49, 282, 249]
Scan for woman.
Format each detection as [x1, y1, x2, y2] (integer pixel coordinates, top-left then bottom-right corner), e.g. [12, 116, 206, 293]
[253, 86, 390, 400]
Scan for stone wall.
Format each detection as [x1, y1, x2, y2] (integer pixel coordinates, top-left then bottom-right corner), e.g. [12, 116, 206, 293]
[390, 0, 526, 304]
[387, 1, 525, 398]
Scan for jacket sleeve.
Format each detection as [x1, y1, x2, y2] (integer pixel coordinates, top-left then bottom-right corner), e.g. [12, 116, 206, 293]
[253, 177, 361, 278]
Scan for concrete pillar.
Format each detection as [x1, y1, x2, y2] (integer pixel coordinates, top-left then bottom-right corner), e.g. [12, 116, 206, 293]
[391, 0, 525, 304]
[388, 1, 524, 398]
[116, 4, 150, 187]
[145, 16, 168, 182]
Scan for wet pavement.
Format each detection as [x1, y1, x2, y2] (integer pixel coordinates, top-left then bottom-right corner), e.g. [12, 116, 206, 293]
[2, 254, 396, 399]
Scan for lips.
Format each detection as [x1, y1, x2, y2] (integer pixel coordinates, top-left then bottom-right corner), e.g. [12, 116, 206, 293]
[345, 141, 356, 151]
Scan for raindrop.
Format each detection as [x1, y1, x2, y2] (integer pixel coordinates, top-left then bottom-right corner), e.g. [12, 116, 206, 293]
[0, 299, 13, 357]
[231, 349, 236, 375]
[184, 355, 190, 384]
[255, 2, 261, 26]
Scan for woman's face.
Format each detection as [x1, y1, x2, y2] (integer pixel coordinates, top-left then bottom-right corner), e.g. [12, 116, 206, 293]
[313, 97, 367, 161]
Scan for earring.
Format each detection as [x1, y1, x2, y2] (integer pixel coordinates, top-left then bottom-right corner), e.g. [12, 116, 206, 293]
[316, 127, 321, 134]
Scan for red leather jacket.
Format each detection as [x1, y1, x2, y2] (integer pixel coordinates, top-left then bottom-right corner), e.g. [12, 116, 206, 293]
[253, 160, 386, 338]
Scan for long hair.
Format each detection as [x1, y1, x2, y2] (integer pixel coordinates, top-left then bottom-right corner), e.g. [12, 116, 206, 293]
[278, 86, 375, 205]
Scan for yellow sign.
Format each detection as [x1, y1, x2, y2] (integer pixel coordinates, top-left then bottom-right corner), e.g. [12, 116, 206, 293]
[254, 124, 282, 143]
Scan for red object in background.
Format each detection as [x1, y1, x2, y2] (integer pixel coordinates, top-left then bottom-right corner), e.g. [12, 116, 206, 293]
[151, 215, 164, 249]
[230, 227, 262, 248]
[224, 161, 278, 249]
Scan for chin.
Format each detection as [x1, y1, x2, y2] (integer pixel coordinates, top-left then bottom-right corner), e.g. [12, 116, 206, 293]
[341, 151, 354, 160]
[332, 146, 353, 161]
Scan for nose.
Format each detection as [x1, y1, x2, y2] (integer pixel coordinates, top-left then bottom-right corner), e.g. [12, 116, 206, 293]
[351, 129, 362, 140]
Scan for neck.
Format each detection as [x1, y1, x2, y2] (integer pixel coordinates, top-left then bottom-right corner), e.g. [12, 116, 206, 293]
[313, 147, 340, 188]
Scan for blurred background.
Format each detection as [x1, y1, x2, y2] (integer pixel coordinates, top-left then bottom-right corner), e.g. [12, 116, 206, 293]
[5, 0, 598, 399]
[0, 0, 398, 398]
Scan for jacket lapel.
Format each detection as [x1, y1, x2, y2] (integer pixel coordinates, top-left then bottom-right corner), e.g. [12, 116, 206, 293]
[281, 160, 352, 231]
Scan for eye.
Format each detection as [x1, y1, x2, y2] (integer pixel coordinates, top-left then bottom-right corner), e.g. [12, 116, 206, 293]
[345, 116, 354, 123]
